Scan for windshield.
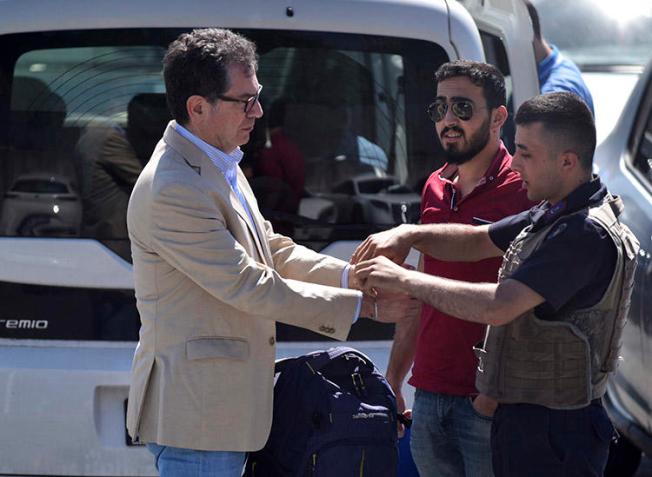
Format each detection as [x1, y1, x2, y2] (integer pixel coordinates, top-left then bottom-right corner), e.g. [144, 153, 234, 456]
[533, 0, 652, 70]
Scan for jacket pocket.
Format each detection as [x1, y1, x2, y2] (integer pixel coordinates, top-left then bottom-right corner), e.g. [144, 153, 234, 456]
[186, 336, 250, 361]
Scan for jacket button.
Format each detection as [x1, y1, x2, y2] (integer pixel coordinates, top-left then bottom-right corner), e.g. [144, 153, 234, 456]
[319, 325, 327, 332]
[269, 337, 275, 345]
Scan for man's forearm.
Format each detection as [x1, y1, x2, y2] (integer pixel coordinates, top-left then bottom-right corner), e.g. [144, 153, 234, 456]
[396, 271, 505, 325]
[386, 255, 423, 388]
[352, 223, 499, 266]
[408, 223, 499, 263]
[386, 314, 420, 389]
[355, 257, 545, 327]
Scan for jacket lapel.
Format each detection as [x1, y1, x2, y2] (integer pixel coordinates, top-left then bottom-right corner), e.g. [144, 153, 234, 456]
[236, 168, 274, 265]
[163, 122, 270, 264]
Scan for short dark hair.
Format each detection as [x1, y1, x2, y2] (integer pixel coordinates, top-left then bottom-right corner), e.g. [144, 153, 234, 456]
[515, 92, 596, 170]
[163, 28, 258, 124]
[434, 60, 506, 110]
[523, 0, 542, 41]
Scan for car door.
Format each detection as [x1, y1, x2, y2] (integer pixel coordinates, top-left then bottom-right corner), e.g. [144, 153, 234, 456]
[457, 0, 540, 111]
[596, 59, 652, 451]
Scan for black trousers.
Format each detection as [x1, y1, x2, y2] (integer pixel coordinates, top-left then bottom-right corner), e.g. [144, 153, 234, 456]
[491, 400, 613, 477]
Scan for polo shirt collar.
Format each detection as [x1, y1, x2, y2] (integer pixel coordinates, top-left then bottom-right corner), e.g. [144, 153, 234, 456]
[439, 141, 509, 188]
[529, 175, 607, 230]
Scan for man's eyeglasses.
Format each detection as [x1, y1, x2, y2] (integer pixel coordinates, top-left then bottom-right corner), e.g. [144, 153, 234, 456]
[427, 99, 484, 123]
[217, 84, 263, 114]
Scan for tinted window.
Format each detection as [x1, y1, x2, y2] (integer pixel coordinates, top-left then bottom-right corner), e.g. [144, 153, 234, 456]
[632, 101, 652, 184]
[0, 29, 448, 341]
[12, 178, 70, 193]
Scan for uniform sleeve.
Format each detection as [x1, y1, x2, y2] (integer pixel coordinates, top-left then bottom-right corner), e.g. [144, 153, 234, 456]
[488, 209, 532, 252]
[507, 215, 617, 312]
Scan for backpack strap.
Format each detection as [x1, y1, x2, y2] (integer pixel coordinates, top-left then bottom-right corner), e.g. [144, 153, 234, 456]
[306, 346, 373, 372]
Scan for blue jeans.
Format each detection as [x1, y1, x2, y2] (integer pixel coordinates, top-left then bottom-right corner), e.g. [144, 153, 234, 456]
[491, 400, 613, 477]
[410, 389, 494, 477]
[146, 443, 245, 477]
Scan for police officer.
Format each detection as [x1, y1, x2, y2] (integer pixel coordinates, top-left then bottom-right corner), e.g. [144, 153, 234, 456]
[351, 92, 639, 477]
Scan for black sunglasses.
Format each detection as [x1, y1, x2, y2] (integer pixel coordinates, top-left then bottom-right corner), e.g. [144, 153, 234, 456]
[217, 84, 263, 114]
[427, 99, 482, 123]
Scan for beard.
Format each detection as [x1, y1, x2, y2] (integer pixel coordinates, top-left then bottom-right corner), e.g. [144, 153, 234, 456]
[439, 117, 491, 165]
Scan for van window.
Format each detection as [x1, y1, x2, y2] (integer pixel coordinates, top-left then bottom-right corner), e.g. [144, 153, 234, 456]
[0, 29, 448, 341]
[632, 101, 652, 186]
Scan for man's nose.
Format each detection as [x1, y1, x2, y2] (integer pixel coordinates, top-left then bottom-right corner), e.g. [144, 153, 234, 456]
[442, 104, 459, 125]
[248, 99, 263, 118]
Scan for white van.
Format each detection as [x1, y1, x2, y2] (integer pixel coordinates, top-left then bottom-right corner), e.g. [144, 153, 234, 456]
[0, 0, 537, 474]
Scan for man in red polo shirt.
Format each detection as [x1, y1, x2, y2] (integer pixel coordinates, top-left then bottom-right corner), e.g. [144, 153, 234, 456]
[380, 61, 533, 476]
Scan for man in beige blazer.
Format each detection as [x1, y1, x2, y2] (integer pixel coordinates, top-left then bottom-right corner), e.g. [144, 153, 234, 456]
[126, 28, 415, 476]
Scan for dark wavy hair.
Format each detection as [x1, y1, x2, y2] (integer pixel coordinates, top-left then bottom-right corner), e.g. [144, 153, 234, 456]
[434, 60, 506, 109]
[163, 28, 258, 124]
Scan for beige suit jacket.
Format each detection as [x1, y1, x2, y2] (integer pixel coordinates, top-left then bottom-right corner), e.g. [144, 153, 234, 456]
[126, 122, 360, 451]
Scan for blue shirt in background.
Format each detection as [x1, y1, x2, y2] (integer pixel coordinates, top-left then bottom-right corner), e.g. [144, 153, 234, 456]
[538, 45, 595, 117]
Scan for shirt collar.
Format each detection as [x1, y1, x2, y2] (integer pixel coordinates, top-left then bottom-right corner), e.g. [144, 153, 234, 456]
[174, 123, 243, 181]
[438, 141, 509, 188]
[529, 175, 607, 229]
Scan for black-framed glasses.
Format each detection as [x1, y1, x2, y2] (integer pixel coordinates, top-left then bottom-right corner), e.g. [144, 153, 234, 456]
[217, 84, 263, 114]
[427, 99, 483, 123]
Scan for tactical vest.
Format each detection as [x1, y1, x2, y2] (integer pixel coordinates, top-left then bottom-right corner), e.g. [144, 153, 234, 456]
[474, 195, 639, 409]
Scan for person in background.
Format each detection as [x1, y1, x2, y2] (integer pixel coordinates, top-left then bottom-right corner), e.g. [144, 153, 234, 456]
[524, 0, 595, 115]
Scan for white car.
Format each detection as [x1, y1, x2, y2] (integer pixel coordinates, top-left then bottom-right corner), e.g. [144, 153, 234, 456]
[594, 58, 652, 477]
[0, 0, 538, 475]
[0, 174, 81, 236]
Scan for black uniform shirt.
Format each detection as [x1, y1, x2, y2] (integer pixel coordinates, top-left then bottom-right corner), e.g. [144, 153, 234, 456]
[488, 176, 618, 319]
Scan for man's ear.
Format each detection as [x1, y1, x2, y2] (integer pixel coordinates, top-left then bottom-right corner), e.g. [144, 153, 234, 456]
[186, 95, 207, 122]
[559, 150, 579, 171]
[492, 105, 509, 131]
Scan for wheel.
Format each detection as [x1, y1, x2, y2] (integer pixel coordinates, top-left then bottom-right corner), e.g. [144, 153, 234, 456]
[605, 434, 642, 477]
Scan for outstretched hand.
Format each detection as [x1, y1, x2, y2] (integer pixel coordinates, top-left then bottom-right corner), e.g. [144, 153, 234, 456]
[355, 256, 412, 295]
[372, 287, 421, 324]
[351, 225, 414, 265]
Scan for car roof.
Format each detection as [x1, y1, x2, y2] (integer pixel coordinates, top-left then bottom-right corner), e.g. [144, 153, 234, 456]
[0, 0, 484, 61]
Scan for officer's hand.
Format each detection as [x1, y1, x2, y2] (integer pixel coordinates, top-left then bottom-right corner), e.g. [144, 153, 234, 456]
[351, 224, 415, 265]
[372, 289, 420, 324]
[355, 256, 411, 295]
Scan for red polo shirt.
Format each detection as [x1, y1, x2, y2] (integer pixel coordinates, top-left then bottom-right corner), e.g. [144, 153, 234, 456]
[408, 143, 534, 396]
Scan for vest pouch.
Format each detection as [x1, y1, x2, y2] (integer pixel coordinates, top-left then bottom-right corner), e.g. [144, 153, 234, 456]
[492, 316, 593, 408]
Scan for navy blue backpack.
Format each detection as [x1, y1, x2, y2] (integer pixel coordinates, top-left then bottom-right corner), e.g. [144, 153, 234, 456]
[244, 346, 399, 476]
